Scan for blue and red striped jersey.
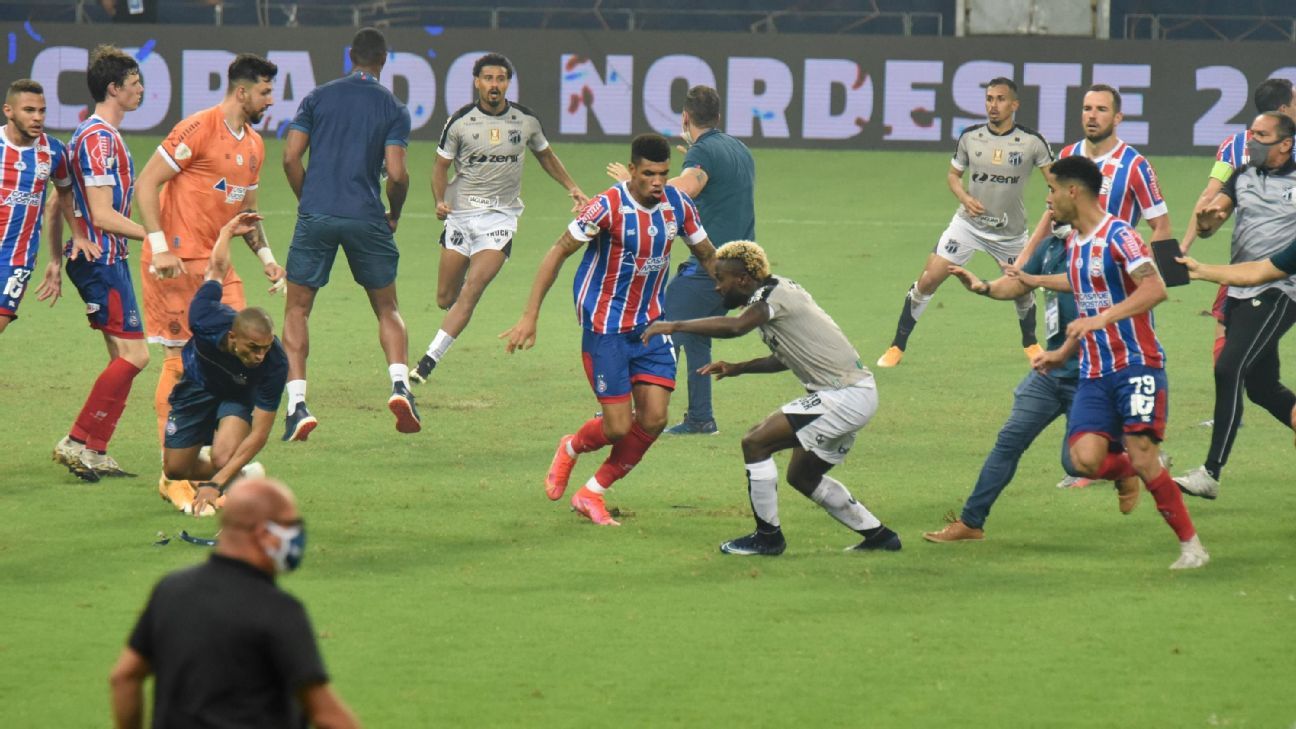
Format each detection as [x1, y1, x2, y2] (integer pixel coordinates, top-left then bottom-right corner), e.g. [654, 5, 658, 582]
[567, 183, 707, 334]
[1066, 214, 1165, 378]
[1059, 140, 1167, 228]
[66, 115, 135, 265]
[1215, 130, 1250, 169]
[0, 130, 69, 267]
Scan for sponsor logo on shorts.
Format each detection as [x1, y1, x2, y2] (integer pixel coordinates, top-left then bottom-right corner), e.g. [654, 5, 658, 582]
[165, 419, 177, 436]
[486, 229, 511, 240]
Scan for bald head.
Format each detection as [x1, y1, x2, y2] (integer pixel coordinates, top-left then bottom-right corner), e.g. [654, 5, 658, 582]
[222, 477, 296, 528]
[232, 306, 274, 338]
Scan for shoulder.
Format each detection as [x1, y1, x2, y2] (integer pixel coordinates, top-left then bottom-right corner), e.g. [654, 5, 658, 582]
[957, 123, 987, 141]
[1059, 141, 1081, 158]
[750, 276, 781, 305]
[444, 103, 475, 129]
[1013, 124, 1050, 148]
[508, 101, 542, 121]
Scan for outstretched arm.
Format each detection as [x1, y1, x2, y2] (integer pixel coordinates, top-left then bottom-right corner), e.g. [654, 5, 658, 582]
[1178, 254, 1288, 287]
[699, 355, 788, 379]
[947, 264, 1032, 300]
[644, 300, 769, 342]
[190, 406, 275, 516]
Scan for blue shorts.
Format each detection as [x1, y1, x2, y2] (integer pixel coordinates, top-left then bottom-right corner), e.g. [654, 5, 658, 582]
[581, 325, 676, 404]
[1066, 364, 1169, 444]
[287, 212, 399, 290]
[0, 264, 34, 319]
[66, 257, 144, 338]
[164, 378, 253, 449]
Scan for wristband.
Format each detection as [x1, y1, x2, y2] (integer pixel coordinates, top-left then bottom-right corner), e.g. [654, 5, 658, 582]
[256, 247, 277, 266]
[196, 480, 228, 495]
[976, 280, 993, 297]
[147, 231, 168, 255]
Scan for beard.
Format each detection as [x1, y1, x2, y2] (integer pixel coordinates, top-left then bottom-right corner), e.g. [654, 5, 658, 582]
[248, 108, 265, 125]
[722, 290, 748, 310]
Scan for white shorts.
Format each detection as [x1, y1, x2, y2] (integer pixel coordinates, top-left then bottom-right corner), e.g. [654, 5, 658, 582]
[934, 214, 1027, 266]
[441, 210, 519, 258]
[780, 382, 878, 465]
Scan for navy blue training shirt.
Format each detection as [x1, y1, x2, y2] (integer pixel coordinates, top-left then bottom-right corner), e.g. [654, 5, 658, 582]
[184, 280, 288, 411]
[289, 70, 411, 221]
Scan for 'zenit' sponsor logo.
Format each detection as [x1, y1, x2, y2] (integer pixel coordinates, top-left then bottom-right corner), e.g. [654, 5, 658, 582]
[971, 172, 1021, 184]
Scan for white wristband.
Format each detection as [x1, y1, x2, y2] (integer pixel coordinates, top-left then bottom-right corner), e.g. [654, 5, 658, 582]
[256, 247, 277, 266]
[147, 231, 168, 255]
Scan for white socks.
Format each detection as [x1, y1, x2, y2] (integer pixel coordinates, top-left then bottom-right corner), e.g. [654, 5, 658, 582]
[389, 363, 409, 388]
[810, 476, 881, 532]
[746, 458, 780, 529]
[907, 282, 933, 320]
[584, 477, 607, 495]
[426, 330, 455, 362]
[286, 379, 307, 409]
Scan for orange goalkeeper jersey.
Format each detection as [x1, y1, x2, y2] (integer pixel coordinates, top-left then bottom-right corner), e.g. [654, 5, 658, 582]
[146, 105, 264, 262]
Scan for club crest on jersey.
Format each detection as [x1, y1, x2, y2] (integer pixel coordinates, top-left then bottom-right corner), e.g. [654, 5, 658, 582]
[1283, 187, 1296, 203]
[509, 129, 521, 145]
[1008, 151, 1023, 166]
[35, 160, 50, 180]
[490, 128, 501, 144]
[1089, 254, 1105, 279]
[665, 222, 677, 239]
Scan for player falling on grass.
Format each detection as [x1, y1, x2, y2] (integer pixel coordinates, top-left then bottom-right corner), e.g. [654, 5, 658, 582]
[411, 52, 586, 385]
[0, 79, 77, 334]
[135, 53, 285, 510]
[53, 45, 151, 482]
[644, 242, 900, 555]
[501, 133, 716, 526]
[163, 212, 286, 517]
[1021, 155, 1208, 570]
[877, 77, 1052, 369]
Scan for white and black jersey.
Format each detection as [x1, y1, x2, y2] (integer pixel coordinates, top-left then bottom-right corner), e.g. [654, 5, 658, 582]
[951, 124, 1052, 239]
[750, 277, 874, 392]
[437, 101, 549, 216]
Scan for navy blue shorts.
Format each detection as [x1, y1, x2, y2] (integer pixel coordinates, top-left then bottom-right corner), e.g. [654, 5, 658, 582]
[1066, 364, 1169, 444]
[0, 263, 34, 319]
[66, 257, 144, 338]
[286, 212, 399, 290]
[164, 378, 253, 449]
[581, 325, 676, 404]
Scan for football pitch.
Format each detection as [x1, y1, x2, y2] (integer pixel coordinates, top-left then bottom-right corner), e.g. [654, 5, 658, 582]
[1, 139, 1293, 727]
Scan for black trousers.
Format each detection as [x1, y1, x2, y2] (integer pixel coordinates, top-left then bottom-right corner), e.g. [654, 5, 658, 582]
[1207, 289, 1296, 472]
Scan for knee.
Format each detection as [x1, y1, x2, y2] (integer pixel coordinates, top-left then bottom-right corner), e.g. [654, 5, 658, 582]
[162, 462, 185, 480]
[784, 466, 819, 495]
[1068, 447, 1102, 477]
[436, 290, 457, 310]
[636, 412, 668, 435]
[740, 430, 770, 462]
[123, 345, 150, 370]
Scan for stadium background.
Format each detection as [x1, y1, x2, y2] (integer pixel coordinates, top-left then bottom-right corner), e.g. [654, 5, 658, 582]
[2, 1, 1294, 726]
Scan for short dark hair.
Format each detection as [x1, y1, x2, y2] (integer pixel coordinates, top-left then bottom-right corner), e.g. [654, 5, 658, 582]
[473, 53, 514, 79]
[1254, 78, 1295, 113]
[683, 85, 721, 128]
[349, 27, 388, 68]
[233, 307, 274, 337]
[630, 133, 671, 165]
[986, 77, 1018, 97]
[6, 79, 43, 103]
[1257, 110, 1296, 140]
[1086, 84, 1122, 113]
[1049, 155, 1103, 198]
[228, 54, 277, 86]
[87, 45, 139, 104]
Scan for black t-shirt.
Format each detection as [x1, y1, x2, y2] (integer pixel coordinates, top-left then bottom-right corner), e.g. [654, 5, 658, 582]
[128, 555, 328, 729]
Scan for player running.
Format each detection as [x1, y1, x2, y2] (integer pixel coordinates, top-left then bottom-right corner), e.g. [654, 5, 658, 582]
[1022, 155, 1207, 570]
[877, 77, 1052, 368]
[644, 241, 900, 555]
[501, 133, 717, 526]
[53, 45, 150, 482]
[135, 53, 284, 511]
[411, 52, 586, 384]
[0, 79, 76, 334]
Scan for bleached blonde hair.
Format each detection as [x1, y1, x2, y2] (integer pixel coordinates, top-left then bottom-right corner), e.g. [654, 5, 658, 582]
[716, 240, 770, 280]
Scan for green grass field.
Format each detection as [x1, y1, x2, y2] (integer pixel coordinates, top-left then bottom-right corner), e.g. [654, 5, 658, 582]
[1, 138, 1293, 727]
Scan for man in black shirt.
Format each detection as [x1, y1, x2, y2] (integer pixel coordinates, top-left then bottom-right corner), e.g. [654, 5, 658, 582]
[110, 478, 361, 729]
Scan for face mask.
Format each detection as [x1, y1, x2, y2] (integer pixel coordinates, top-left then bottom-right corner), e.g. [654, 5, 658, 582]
[264, 520, 306, 574]
[680, 117, 694, 146]
[1246, 137, 1277, 166]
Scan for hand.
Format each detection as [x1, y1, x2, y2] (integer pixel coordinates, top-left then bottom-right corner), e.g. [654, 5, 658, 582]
[192, 483, 222, 517]
[435, 201, 451, 221]
[499, 317, 537, 354]
[1175, 255, 1202, 279]
[385, 211, 399, 232]
[961, 196, 986, 217]
[642, 320, 673, 343]
[605, 162, 630, 182]
[1196, 204, 1228, 228]
[69, 236, 101, 262]
[263, 261, 287, 294]
[221, 211, 262, 238]
[1066, 315, 1108, 340]
[151, 249, 182, 279]
[698, 360, 741, 379]
[35, 261, 62, 306]
[946, 265, 982, 293]
[568, 188, 589, 213]
[1032, 348, 1066, 375]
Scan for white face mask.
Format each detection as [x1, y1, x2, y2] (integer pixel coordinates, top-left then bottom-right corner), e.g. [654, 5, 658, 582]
[681, 117, 694, 146]
[263, 520, 306, 574]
